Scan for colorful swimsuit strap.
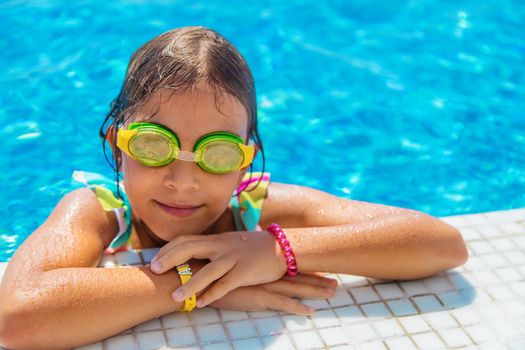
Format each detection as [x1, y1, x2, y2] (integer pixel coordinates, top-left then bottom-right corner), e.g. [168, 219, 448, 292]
[71, 170, 132, 252]
[230, 172, 271, 231]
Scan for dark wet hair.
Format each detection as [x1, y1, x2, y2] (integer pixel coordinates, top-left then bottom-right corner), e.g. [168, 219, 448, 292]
[99, 26, 265, 199]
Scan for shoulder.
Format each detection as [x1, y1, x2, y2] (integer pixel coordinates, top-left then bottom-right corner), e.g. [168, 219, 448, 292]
[14, 188, 118, 271]
[260, 182, 417, 228]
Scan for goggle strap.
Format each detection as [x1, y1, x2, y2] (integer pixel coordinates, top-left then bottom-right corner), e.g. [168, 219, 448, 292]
[178, 150, 199, 162]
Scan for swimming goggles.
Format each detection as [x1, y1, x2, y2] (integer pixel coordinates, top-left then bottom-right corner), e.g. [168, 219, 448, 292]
[116, 122, 256, 174]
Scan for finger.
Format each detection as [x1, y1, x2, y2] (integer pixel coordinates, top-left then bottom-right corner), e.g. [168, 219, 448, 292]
[263, 280, 335, 299]
[281, 272, 339, 289]
[263, 291, 315, 316]
[172, 258, 235, 302]
[195, 270, 244, 308]
[152, 234, 206, 264]
[151, 239, 217, 274]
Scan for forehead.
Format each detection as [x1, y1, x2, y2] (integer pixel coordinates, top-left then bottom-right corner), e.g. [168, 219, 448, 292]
[132, 86, 249, 139]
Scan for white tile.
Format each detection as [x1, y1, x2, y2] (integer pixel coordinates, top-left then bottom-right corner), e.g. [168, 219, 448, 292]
[371, 319, 404, 338]
[162, 311, 191, 328]
[493, 266, 522, 282]
[486, 285, 515, 300]
[328, 288, 355, 307]
[254, 317, 284, 336]
[470, 241, 494, 255]
[220, 310, 249, 322]
[464, 256, 487, 271]
[334, 305, 365, 324]
[386, 299, 418, 317]
[140, 248, 160, 263]
[499, 223, 525, 235]
[105, 334, 137, 350]
[398, 280, 428, 296]
[512, 282, 525, 298]
[438, 328, 472, 347]
[473, 270, 500, 285]
[506, 250, 525, 264]
[374, 284, 405, 300]
[440, 215, 469, 228]
[350, 286, 381, 304]
[424, 311, 458, 330]
[262, 334, 294, 349]
[115, 250, 142, 265]
[398, 314, 432, 334]
[498, 299, 525, 317]
[490, 237, 517, 250]
[384, 336, 417, 350]
[511, 235, 525, 249]
[290, 330, 324, 349]
[483, 249, 513, 266]
[478, 226, 502, 238]
[196, 324, 228, 343]
[478, 341, 509, 349]
[411, 332, 446, 350]
[319, 327, 349, 346]
[345, 322, 378, 342]
[283, 314, 313, 331]
[505, 337, 525, 350]
[448, 272, 476, 290]
[166, 327, 197, 347]
[412, 295, 443, 312]
[355, 341, 386, 349]
[136, 330, 167, 350]
[464, 324, 498, 343]
[463, 213, 491, 226]
[134, 318, 162, 332]
[226, 320, 257, 340]
[338, 274, 369, 288]
[450, 307, 481, 326]
[459, 228, 483, 241]
[232, 338, 264, 350]
[488, 320, 523, 339]
[361, 302, 391, 319]
[189, 307, 221, 325]
[310, 309, 340, 328]
[476, 301, 508, 321]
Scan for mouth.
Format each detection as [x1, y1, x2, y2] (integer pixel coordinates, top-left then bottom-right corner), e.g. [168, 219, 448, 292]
[155, 201, 203, 218]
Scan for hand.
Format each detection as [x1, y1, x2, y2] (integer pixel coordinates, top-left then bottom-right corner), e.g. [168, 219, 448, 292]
[150, 231, 290, 307]
[209, 272, 339, 315]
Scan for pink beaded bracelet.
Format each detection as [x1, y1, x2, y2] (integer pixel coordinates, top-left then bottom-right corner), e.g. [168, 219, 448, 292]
[266, 223, 298, 276]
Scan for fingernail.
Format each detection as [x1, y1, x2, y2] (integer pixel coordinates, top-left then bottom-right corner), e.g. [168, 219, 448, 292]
[151, 261, 161, 272]
[307, 307, 315, 314]
[172, 289, 184, 301]
[196, 299, 205, 308]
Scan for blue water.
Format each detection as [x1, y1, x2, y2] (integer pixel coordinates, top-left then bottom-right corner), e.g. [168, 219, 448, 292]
[1, 0, 524, 261]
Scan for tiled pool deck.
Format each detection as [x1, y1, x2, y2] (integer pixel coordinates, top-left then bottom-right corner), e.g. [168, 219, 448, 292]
[1, 208, 524, 349]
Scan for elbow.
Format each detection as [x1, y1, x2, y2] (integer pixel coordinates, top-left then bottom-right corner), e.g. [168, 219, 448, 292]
[432, 218, 469, 272]
[0, 296, 50, 350]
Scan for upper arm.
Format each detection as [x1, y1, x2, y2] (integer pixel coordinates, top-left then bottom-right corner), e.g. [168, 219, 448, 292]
[260, 182, 419, 228]
[3, 188, 118, 279]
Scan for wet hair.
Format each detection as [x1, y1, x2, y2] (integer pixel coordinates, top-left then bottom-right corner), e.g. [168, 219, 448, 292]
[99, 26, 265, 199]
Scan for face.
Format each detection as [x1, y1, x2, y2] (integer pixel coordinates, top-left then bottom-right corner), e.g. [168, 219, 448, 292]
[119, 85, 250, 242]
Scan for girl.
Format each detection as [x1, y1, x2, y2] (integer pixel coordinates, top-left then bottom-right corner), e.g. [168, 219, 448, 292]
[0, 26, 468, 349]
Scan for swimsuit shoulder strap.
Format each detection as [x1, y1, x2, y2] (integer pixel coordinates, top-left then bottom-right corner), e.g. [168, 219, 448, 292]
[71, 170, 132, 253]
[230, 172, 271, 231]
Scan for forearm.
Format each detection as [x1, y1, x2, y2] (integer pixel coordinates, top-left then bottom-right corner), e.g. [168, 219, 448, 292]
[286, 212, 468, 280]
[1, 261, 204, 350]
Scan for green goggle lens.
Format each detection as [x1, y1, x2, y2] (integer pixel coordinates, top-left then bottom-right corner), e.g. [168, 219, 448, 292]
[200, 141, 244, 173]
[128, 131, 176, 167]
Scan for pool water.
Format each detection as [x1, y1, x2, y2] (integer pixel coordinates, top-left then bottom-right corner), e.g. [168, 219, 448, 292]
[1, 0, 524, 261]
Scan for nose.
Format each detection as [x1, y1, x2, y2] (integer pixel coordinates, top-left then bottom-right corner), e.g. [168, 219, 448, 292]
[162, 157, 200, 192]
